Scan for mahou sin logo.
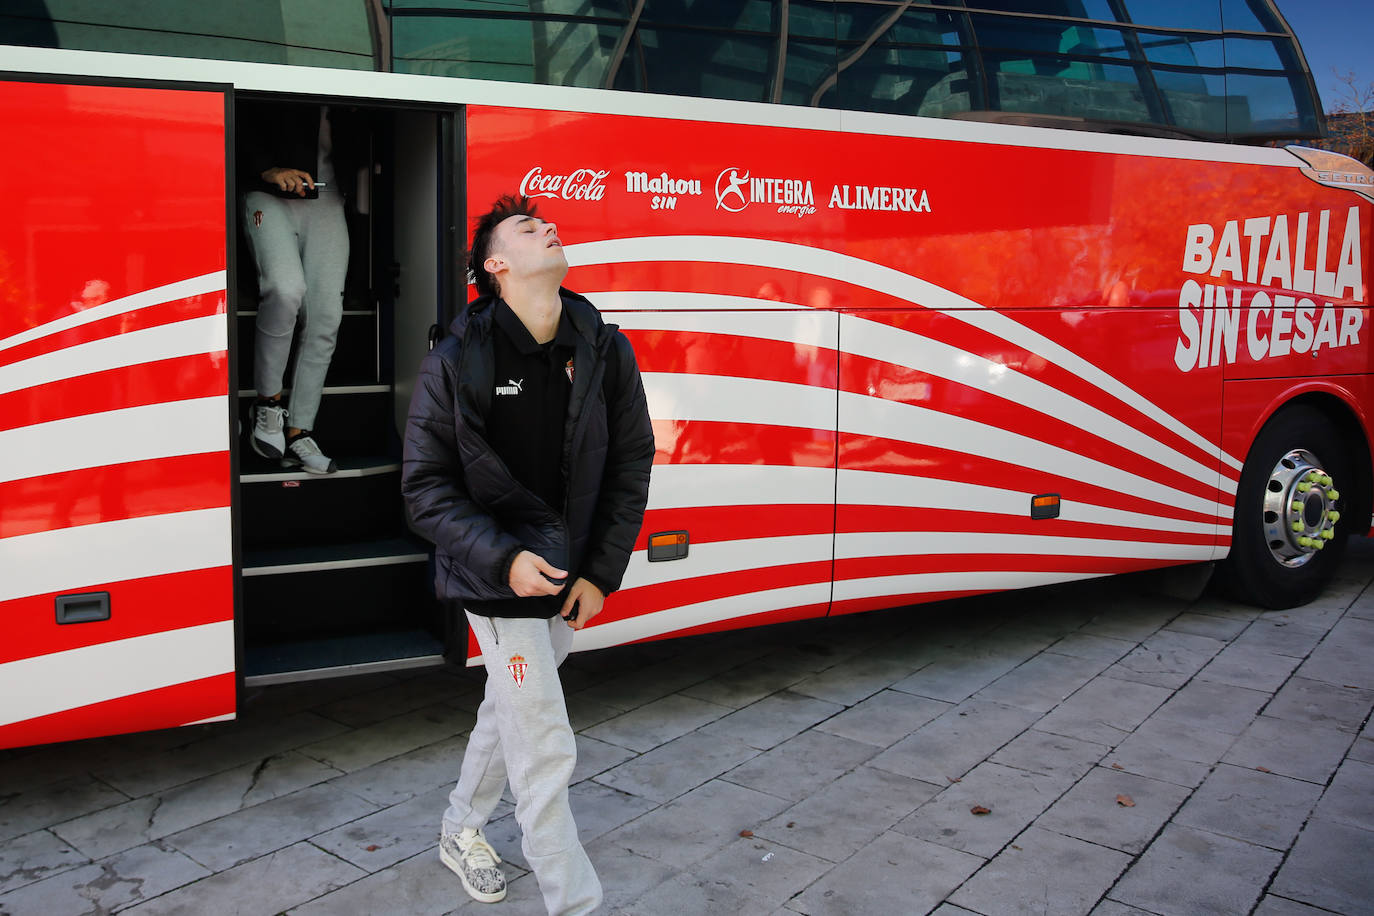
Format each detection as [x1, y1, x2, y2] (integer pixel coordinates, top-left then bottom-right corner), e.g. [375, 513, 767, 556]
[520, 166, 609, 201]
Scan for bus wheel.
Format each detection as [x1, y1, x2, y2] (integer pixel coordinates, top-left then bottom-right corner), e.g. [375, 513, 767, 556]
[1218, 406, 1350, 609]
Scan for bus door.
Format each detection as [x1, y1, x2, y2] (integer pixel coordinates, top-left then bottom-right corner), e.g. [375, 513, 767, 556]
[0, 78, 236, 749]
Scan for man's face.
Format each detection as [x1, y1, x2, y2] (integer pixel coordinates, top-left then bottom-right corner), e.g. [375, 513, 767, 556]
[485, 214, 567, 290]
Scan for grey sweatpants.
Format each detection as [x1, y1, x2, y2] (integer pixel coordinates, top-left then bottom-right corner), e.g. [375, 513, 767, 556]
[242, 189, 348, 431]
[444, 612, 602, 915]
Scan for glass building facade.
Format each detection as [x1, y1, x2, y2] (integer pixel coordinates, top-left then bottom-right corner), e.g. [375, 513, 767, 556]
[1, 0, 1325, 142]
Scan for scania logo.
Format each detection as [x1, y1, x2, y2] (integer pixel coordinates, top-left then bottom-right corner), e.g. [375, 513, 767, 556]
[520, 166, 609, 201]
[715, 167, 751, 212]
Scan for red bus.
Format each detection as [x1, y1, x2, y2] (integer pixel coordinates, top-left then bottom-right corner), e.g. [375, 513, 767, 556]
[1, 44, 1370, 750]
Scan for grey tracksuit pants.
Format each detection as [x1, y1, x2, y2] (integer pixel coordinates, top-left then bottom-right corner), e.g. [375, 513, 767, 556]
[242, 189, 348, 431]
[444, 612, 602, 915]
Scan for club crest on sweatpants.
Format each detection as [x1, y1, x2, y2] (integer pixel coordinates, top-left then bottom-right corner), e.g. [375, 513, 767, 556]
[507, 654, 529, 688]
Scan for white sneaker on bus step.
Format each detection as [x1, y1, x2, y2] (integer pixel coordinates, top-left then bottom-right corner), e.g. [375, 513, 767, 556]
[250, 400, 287, 459]
[282, 432, 336, 475]
[439, 828, 506, 903]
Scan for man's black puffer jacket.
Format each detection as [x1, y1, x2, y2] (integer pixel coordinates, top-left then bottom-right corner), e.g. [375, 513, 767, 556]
[401, 289, 654, 610]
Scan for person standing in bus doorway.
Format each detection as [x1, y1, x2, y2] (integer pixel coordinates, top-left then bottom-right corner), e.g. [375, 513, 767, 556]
[402, 194, 653, 914]
[238, 101, 365, 474]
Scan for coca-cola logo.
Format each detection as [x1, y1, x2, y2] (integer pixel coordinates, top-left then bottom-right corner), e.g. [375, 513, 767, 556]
[520, 166, 609, 201]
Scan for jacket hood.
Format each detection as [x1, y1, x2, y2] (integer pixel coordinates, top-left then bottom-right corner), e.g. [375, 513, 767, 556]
[449, 287, 607, 344]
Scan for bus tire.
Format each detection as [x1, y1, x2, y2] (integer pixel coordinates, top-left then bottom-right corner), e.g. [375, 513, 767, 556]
[1217, 405, 1351, 609]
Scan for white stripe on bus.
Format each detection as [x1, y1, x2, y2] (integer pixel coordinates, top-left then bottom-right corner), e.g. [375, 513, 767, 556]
[0, 315, 227, 395]
[0, 620, 233, 728]
[834, 530, 1213, 562]
[618, 533, 834, 592]
[565, 236, 1243, 471]
[836, 468, 1222, 535]
[0, 397, 228, 485]
[838, 313, 1237, 494]
[839, 391, 1227, 519]
[832, 569, 1108, 602]
[0, 508, 232, 604]
[611, 309, 837, 351]
[646, 464, 836, 510]
[642, 372, 834, 433]
[0, 272, 225, 354]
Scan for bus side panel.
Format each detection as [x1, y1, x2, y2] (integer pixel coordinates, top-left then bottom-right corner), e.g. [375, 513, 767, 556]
[0, 80, 234, 749]
[462, 105, 1346, 654]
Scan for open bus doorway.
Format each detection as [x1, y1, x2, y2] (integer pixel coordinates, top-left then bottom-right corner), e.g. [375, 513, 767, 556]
[232, 96, 459, 685]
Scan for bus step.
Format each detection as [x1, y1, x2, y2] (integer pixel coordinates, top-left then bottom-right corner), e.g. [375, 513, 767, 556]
[243, 628, 445, 686]
[242, 536, 428, 576]
[239, 456, 404, 549]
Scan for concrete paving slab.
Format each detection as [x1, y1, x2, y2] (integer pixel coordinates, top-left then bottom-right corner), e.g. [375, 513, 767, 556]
[1152, 678, 1269, 736]
[787, 830, 983, 916]
[1108, 823, 1282, 916]
[1295, 617, 1374, 689]
[868, 699, 1039, 784]
[699, 691, 845, 750]
[0, 829, 84, 896]
[989, 729, 1109, 783]
[1102, 715, 1237, 788]
[889, 649, 1030, 704]
[571, 734, 638, 786]
[51, 750, 343, 861]
[310, 671, 470, 728]
[1264, 676, 1374, 733]
[564, 693, 623, 732]
[1104, 629, 1226, 689]
[754, 765, 941, 863]
[723, 730, 879, 802]
[788, 653, 928, 707]
[1076, 602, 1172, 642]
[583, 693, 732, 752]
[1309, 758, 1374, 832]
[1034, 766, 1191, 855]
[619, 836, 831, 915]
[596, 779, 790, 870]
[1042, 633, 1137, 664]
[1163, 611, 1251, 642]
[311, 785, 449, 871]
[1231, 618, 1328, 657]
[1034, 676, 1172, 748]
[1269, 817, 1374, 914]
[1252, 895, 1342, 915]
[812, 689, 951, 749]
[579, 841, 679, 913]
[286, 846, 457, 916]
[973, 653, 1109, 714]
[161, 782, 379, 872]
[0, 776, 129, 845]
[593, 730, 760, 803]
[1172, 763, 1321, 850]
[1089, 901, 1162, 916]
[948, 825, 1132, 916]
[679, 655, 826, 710]
[326, 734, 466, 807]
[0, 841, 208, 916]
[295, 702, 475, 773]
[892, 762, 1066, 858]
[567, 780, 659, 845]
[1221, 715, 1354, 785]
[1349, 735, 1374, 765]
[92, 711, 349, 798]
[1196, 643, 1303, 693]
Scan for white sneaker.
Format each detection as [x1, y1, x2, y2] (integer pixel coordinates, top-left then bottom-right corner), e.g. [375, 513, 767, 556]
[250, 401, 286, 459]
[440, 828, 506, 903]
[282, 433, 336, 474]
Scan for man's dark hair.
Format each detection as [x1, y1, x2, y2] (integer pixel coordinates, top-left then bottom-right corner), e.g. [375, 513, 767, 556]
[469, 194, 540, 298]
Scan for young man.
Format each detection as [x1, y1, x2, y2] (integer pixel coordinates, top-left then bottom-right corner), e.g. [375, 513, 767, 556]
[239, 102, 366, 474]
[402, 195, 654, 914]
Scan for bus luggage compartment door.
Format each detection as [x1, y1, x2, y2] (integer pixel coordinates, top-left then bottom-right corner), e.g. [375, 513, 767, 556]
[0, 79, 236, 750]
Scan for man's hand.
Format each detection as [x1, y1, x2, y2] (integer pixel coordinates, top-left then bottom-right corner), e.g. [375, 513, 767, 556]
[561, 578, 605, 630]
[509, 550, 566, 597]
[261, 167, 315, 197]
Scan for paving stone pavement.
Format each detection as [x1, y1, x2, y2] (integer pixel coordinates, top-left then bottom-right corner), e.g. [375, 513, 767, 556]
[3, 540, 1374, 916]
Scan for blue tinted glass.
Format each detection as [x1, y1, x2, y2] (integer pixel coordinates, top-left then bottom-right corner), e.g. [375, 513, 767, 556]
[1221, 0, 1283, 32]
[986, 54, 1152, 120]
[639, 0, 774, 32]
[1153, 68, 1227, 131]
[1120, 0, 1221, 30]
[970, 15, 1132, 58]
[787, 1, 836, 40]
[778, 38, 838, 105]
[1224, 36, 1286, 71]
[1225, 72, 1318, 134]
[840, 43, 976, 116]
[1139, 33, 1225, 68]
[626, 27, 774, 101]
